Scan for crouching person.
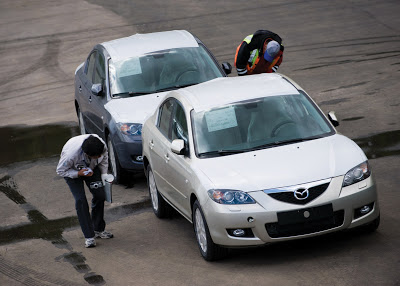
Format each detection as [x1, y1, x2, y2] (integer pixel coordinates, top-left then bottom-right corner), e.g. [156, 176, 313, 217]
[56, 134, 113, 248]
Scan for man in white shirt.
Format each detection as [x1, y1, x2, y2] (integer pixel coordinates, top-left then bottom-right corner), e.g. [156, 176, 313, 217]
[57, 134, 113, 248]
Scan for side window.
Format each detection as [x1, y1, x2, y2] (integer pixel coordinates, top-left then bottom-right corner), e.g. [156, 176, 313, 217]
[158, 99, 175, 139]
[94, 53, 105, 85]
[85, 52, 97, 83]
[172, 103, 188, 143]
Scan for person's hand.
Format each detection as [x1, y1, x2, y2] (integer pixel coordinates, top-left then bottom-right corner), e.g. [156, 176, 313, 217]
[78, 168, 93, 177]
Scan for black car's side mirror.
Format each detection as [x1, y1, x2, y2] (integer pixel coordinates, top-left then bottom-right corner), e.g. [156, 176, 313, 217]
[222, 62, 232, 75]
[328, 111, 339, 127]
[91, 83, 103, 96]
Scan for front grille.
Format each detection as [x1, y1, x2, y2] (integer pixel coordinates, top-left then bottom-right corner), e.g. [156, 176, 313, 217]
[266, 209, 344, 238]
[267, 183, 330, 205]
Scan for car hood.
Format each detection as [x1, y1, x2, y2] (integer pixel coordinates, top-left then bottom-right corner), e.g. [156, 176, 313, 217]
[104, 92, 168, 124]
[195, 134, 367, 191]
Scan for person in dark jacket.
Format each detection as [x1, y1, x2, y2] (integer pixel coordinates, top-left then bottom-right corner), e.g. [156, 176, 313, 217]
[235, 30, 284, 76]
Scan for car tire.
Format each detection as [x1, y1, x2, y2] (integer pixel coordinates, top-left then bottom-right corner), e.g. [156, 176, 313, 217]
[147, 166, 172, 218]
[360, 214, 380, 233]
[192, 200, 228, 261]
[107, 136, 124, 184]
[78, 108, 86, 135]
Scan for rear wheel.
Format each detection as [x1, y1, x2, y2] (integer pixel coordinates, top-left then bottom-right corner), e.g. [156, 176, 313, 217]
[193, 200, 228, 261]
[78, 108, 86, 135]
[147, 166, 172, 218]
[107, 136, 124, 184]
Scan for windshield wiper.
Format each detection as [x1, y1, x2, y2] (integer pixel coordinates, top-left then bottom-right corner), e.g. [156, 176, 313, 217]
[251, 136, 323, 150]
[112, 91, 152, 97]
[198, 149, 245, 157]
[154, 82, 200, 93]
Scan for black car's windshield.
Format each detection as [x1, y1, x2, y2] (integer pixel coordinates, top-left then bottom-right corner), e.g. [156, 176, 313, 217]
[193, 93, 335, 158]
[109, 46, 224, 98]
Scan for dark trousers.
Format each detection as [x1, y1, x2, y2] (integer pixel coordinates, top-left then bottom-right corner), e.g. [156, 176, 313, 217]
[65, 167, 106, 238]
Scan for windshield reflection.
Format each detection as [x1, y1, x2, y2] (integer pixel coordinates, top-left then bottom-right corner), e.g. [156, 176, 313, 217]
[109, 46, 223, 98]
[192, 93, 335, 157]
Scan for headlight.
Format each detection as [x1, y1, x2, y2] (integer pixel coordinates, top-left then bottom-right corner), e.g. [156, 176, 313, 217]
[117, 123, 142, 136]
[342, 161, 371, 187]
[207, 189, 256, 204]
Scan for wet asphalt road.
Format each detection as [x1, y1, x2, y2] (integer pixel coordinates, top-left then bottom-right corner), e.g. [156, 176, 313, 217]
[1, 0, 400, 285]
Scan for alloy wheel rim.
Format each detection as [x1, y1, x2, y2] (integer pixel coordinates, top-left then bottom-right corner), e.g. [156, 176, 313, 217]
[108, 138, 117, 178]
[149, 171, 159, 211]
[79, 112, 86, 135]
[195, 208, 207, 253]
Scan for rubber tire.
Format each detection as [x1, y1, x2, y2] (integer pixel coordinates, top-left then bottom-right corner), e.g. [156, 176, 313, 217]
[147, 166, 172, 218]
[78, 108, 86, 135]
[107, 136, 124, 184]
[192, 200, 228, 261]
[360, 214, 380, 233]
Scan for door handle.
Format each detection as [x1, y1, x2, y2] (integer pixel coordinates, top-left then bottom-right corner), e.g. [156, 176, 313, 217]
[149, 140, 154, 149]
[164, 154, 170, 162]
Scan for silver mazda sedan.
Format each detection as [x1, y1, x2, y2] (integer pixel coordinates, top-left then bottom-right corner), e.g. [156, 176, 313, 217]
[74, 30, 231, 182]
[142, 73, 380, 261]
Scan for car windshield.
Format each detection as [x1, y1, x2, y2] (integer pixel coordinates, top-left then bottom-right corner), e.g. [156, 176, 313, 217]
[192, 92, 335, 157]
[109, 46, 224, 98]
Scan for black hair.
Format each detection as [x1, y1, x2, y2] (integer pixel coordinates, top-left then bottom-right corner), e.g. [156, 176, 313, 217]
[82, 135, 104, 156]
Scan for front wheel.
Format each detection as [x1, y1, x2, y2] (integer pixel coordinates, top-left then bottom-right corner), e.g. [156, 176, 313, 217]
[78, 108, 86, 135]
[193, 200, 228, 261]
[107, 136, 124, 184]
[359, 214, 380, 233]
[147, 166, 172, 218]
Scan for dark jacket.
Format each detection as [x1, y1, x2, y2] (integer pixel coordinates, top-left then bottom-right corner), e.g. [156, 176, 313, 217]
[235, 30, 284, 75]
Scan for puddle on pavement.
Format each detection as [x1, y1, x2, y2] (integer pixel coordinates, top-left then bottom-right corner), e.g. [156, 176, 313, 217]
[0, 175, 26, 204]
[354, 130, 400, 159]
[56, 252, 105, 285]
[84, 273, 105, 285]
[62, 252, 90, 273]
[342, 116, 364, 121]
[0, 124, 79, 167]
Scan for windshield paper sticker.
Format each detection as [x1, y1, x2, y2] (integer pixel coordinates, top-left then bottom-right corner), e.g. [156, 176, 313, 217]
[205, 106, 238, 132]
[118, 57, 142, 77]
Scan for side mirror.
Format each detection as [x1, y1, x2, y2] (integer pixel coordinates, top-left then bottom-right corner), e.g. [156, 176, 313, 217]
[91, 83, 103, 96]
[222, 62, 232, 75]
[171, 139, 185, 155]
[328, 111, 339, 127]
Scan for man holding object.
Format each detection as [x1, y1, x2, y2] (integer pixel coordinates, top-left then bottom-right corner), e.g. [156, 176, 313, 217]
[57, 134, 113, 248]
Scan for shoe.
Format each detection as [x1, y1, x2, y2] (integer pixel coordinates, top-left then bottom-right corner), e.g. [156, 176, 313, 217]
[95, 230, 113, 239]
[85, 237, 96, 248]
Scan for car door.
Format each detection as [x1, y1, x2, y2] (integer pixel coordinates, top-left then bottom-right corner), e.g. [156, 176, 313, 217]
[150, 98, 175, 200]
[77, 51, 97, 133]
[164, 101, 193, 218]
[80, 50, 107, 135]
[87, 50, 108, 137]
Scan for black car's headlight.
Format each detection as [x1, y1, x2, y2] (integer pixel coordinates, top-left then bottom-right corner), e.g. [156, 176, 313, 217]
[117, 123, 142, 136]
[342, 161, 371, 187]
[208, 189, 256, 204]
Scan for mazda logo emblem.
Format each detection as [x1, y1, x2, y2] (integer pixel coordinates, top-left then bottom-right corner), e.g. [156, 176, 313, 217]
[294, 188, 309, 200]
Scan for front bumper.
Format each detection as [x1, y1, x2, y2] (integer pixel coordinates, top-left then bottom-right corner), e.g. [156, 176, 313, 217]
[202, 175, 379, 247]
[111, 132, 144, 172]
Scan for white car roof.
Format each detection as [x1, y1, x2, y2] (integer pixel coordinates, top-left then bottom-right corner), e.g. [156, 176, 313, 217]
[176, 73, 300, 112]
[101, 30, 199, 61]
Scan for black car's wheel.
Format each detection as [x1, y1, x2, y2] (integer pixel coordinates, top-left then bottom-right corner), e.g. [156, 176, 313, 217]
[192, 200, 228, 261]
[147, 166, 172, 218]
[107, 136, 124, 184]
[78, 108, 86, 135]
